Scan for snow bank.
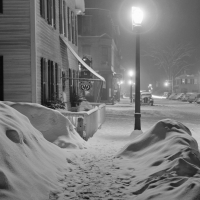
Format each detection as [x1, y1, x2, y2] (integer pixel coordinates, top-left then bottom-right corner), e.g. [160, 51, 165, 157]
[116, 119, 200, 200]
[3, 101, 86, 149]
[0, 102, 78, 200]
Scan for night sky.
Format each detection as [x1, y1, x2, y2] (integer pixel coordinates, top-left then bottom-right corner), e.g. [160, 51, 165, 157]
[85, 0, 200, 90]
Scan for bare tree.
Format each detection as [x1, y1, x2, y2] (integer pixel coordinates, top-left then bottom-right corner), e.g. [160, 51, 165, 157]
[145, 43, 194, 92]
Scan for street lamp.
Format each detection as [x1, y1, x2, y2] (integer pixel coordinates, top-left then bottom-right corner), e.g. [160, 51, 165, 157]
[128, 70, 134, 103]
[132, 7, 143, 130]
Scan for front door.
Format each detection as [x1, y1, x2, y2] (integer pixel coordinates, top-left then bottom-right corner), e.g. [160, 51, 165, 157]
[0, 56, 3, 101]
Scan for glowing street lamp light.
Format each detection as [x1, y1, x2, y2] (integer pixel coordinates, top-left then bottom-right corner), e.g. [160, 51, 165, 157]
[128, 70, 134, 77]
[132, 7, 144, 26]
[132, 7, 143, 130]
[164, 82, 169, 87]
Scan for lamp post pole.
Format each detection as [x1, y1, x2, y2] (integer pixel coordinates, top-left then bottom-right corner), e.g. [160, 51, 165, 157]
[132, 7, 143, 130]
[130, 83, 133, 103]
[134, 27, 141, 130]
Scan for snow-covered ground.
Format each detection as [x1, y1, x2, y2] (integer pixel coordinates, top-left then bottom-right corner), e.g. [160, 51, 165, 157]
[0, 99, 200, 200]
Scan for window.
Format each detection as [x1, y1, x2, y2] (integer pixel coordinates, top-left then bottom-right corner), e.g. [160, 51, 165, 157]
[59, 0, 63, 34]
[41, 58, 59, 104]
[101, 46, 109, 64]
[181, 79, 185, 84]
[40, 0, 45, 18]
[191, 79, 194, 84]
[194, 78, 198, 84]
[0, 0, 3, 14]
[0, 56, 3, 101]
[40, 0, 56, 29]
[187, 79, 190, 84]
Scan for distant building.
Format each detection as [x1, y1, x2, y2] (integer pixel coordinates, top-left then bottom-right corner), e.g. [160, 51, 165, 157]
[0, 0, 91, 109]
[174, 74, 200, 93]
[78, 8, 123, 102]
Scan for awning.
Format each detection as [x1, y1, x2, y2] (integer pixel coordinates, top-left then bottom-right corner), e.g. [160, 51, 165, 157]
[60, 35, 105, 82]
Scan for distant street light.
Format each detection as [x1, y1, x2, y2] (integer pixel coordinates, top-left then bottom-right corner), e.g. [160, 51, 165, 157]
[164, 80, 172, 93]
[148, 83, 153, 92]
[132, 7, 143, 130]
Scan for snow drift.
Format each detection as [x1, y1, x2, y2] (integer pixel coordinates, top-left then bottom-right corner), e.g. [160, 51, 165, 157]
[3, 101, 86, 149]
[116, 119, 200, 200]
[0, 102, 80, 200]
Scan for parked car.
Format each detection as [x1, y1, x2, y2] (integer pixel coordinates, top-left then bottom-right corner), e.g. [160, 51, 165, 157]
[140, 91, 154, 106]
[168, 93, 177, 100]
[187, 93, 200, 103]
[181, 93, 191, 102]
[194, 93, 200, 103]
[174, 93, 184, 100]
[196, 96, 200, 104]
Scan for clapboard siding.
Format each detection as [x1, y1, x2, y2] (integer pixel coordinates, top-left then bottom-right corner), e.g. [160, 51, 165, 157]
[0, 0, 31, 102]
[0, 0, 79, 104]
[35, 0, 78, 105]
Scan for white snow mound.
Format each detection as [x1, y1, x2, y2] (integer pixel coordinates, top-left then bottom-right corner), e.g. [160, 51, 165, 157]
[116, 119, 200, 200]
[3, 101, 86, 149]
[0, 102, 78, 200]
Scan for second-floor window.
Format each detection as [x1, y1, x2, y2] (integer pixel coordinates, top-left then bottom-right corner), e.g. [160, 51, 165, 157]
[67, 7, 71, 41]
[40, 0, 56, 29]
[101, 46, 109, 65]
[0, 0, 3, 14]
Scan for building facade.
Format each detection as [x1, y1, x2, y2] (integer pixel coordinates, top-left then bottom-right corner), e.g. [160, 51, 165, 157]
[0, 0, 85, 109]
[78, 8, 122, 103]
[174, 74, 200, 93]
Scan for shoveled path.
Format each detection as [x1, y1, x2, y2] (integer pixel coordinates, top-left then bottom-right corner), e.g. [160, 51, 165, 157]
[56, 99, 141, 200]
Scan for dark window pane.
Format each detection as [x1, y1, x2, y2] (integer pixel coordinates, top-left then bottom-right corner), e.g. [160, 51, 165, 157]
[53, 0, 56, 28]
[0, 0, 3, 14]
[67, 7, 71, 40]
[63, 1, 67, 36]
[59, 0, 63, 34]
[0, 56, 3, 100]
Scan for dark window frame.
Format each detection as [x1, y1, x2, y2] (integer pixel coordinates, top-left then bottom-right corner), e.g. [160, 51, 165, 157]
[67, 7, 71, 41]
[0, 56, 3, 101]
[59, 0, 63, 34]
[0, 0, 3, 14]
[71, 11, 75, 44]
[40, 0, 56, 29]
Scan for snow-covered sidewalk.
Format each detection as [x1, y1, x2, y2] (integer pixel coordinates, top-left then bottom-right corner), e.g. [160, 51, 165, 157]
[1, 100, 200, 200]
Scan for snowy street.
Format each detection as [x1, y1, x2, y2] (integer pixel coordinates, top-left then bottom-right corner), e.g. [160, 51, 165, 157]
[1, 100, 200, 199]
[56, 98, 200, 200]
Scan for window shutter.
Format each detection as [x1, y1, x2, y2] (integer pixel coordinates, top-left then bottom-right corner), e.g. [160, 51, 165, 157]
[40, 0, 43, 17]
[63, 1, 67, 37]
[41, 58, 46, 104]
[67, 7, 71, 40]
[59, 0, 63, 34]
[71, 11, 74, 44]
[75, 16, 78, 46]
[55, 63, 59, 98]
[53, 0, 56, 28]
